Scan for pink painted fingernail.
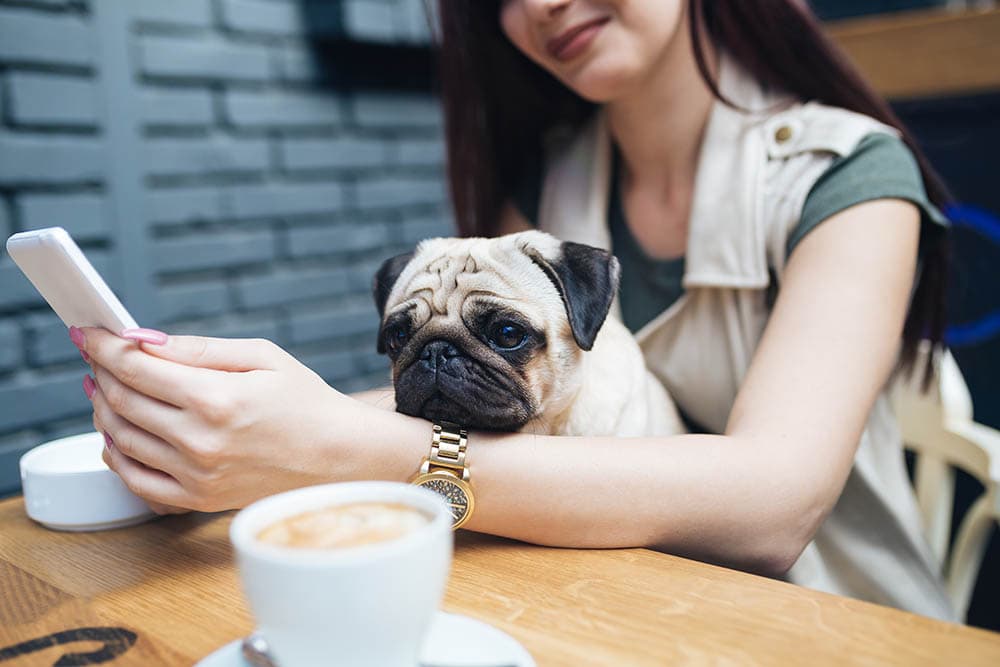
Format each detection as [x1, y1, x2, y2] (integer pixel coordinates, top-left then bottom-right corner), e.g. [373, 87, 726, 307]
[103, 432, 114, 450]
[69, 326, 90, 362]
[83, 374, 96, 400]
[120, 328, 169, 345]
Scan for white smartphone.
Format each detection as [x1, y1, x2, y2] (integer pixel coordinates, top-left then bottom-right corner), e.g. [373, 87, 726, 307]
[5, 226, 139, 332]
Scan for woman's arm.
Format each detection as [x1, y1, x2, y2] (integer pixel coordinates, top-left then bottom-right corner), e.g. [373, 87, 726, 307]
[351, 387, 396, 409]
[81, 198, 918, 577]
[465, 199, 920, 574]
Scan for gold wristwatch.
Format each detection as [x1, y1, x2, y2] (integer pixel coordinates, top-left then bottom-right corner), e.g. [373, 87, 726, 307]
[411, 421, 474, 530]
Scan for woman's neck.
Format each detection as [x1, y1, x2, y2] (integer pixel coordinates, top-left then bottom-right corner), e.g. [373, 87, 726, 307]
[605, 25, 716, 192]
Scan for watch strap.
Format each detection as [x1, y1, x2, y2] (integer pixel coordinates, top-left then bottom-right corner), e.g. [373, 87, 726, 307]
[424, 421, 470, 482]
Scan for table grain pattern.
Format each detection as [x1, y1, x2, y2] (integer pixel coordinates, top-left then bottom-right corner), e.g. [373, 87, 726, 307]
[1, 496, 998, 666]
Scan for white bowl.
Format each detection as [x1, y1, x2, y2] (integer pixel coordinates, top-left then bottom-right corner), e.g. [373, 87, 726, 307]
[19, 431, 155, 531]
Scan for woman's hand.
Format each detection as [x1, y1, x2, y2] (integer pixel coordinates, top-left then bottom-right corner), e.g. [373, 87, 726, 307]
[78, 328, 375, 512]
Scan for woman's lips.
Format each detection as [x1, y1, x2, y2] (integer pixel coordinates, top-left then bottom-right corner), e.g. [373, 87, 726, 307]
[546, 17, 609, 62]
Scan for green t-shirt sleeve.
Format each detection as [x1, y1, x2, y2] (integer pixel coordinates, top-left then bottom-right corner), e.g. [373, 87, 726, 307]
[787, 133, 949, 256]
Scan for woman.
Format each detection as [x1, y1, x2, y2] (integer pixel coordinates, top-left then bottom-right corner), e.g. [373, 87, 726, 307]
[76, 0, 955, 620]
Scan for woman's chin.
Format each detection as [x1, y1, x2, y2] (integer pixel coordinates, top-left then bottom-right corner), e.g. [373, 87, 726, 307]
[558, 60, 642, 104]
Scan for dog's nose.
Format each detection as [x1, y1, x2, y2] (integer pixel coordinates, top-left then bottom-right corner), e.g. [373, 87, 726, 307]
[420, 340, 461, 371]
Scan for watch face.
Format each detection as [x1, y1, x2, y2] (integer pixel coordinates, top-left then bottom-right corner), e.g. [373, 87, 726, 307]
[417, 476, 471, 526]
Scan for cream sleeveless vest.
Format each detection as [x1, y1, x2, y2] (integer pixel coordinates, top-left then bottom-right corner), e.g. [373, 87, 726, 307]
[536, 56, 957, 622]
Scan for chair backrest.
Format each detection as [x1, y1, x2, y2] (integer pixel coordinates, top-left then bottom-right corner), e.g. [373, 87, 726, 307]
[891, 348, 1000, 620]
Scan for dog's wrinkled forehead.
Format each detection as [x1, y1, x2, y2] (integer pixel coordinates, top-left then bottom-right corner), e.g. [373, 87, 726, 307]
[401, 246, 487, 315]
[385, 232, 564, 317]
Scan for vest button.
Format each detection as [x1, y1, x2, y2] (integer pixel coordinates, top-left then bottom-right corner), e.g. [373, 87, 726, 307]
[774, 125, 794, 143]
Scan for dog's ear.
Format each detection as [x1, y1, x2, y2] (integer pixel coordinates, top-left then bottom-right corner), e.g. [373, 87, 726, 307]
[373, 251, 414, 319]
[524, 241, 620, 351]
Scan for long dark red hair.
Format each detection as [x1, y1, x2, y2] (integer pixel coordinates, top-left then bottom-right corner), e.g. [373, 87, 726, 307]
[436, 0, 950, 379]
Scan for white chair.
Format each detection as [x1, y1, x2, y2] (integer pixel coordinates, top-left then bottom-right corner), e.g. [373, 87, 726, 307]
[891, 348, 1000, 620]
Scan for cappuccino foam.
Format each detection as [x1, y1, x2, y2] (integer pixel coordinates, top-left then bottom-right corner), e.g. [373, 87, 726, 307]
[256, 502, 430, 549]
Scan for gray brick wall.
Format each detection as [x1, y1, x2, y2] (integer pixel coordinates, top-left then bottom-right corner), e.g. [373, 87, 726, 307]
[0, 0, 452, 495]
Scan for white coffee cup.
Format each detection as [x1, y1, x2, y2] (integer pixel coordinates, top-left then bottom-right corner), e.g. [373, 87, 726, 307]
[229, 481, 453, 667]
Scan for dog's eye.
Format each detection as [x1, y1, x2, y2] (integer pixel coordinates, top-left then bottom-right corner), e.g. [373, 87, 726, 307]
[489, 322, 527, 350]
[385, 325, 409, 354]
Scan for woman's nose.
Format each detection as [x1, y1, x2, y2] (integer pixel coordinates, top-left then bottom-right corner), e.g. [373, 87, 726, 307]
[522, 0, 572, 22]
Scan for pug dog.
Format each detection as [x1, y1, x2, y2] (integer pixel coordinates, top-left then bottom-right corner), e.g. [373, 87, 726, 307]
[372, 230, 684, 437]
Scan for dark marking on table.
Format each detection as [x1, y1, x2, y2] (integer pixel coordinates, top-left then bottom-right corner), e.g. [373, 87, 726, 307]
[0, 627, 137, 665]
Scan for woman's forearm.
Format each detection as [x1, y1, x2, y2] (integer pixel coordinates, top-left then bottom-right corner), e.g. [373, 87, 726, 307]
[350, 386, 395, 410]
[363, 404, 822, 577]
[471, 431, 816, 576]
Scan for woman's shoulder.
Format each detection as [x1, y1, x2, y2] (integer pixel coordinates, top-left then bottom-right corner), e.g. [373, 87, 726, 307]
[788, 131, 948, 256]
[751, 102, 945, 269]
[757, 100, 900, 163]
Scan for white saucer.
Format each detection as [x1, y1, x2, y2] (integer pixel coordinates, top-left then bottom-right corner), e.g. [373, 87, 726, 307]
[196, 611, 535, 667]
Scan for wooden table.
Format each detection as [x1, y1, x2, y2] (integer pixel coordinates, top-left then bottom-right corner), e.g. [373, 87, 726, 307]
[1, 496, 998, 666]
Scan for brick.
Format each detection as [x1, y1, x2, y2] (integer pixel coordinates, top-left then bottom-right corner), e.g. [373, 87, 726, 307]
[401, 0, 433, 43]
[155, 231, 275, 274]
[281, 136, 387, 171]
[132, 0, 213, 28]
[0, 8, 94, 67]
[42, 417, 97, 442]
[0, 199, 10, 239]
[224, 90, 342, 129]
[356, 349, 389, 374]
[223, 182, 345, 219]
[177, 317, 280, 343]
[350, 92, 441, 129]
[143, 136, 269, 177]
[289, 305, 379, 345]
[139, 37, 271, 82]
[274, 46, 323, 83]
[18, 193, 110, 242]
[0, 372, 90, 432]
[220, 0, 305, 35]
[288, 221, 390, 257]
[0, 261, 43, 309]
[140, 89, 214, 127]
[0, 431, 37, 496]
[148, 186, 225, 226]
[338, 371, 390, 394]
[343, 0, 397, 43]
[158, 283, 229, 322]
[25, 313, 79, 366]
[401, 214, 455, 243]
[394, 137, 444, 167]
[0, 133, 103, 183]
[293, 348, 356, 383]
[8, 72, 99, 126]
[351, 256, 387, 281]
[236, 266, 356, 309]
[355, 176, 445, 210]
[0, 319, 22, 372]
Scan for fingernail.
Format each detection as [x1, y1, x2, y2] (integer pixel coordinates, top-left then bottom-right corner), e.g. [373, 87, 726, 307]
[83, 374, 96, 400]
[103, 432, 114, 450]
[120, 328, 168, 345]
[69, 326, 90, 362]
